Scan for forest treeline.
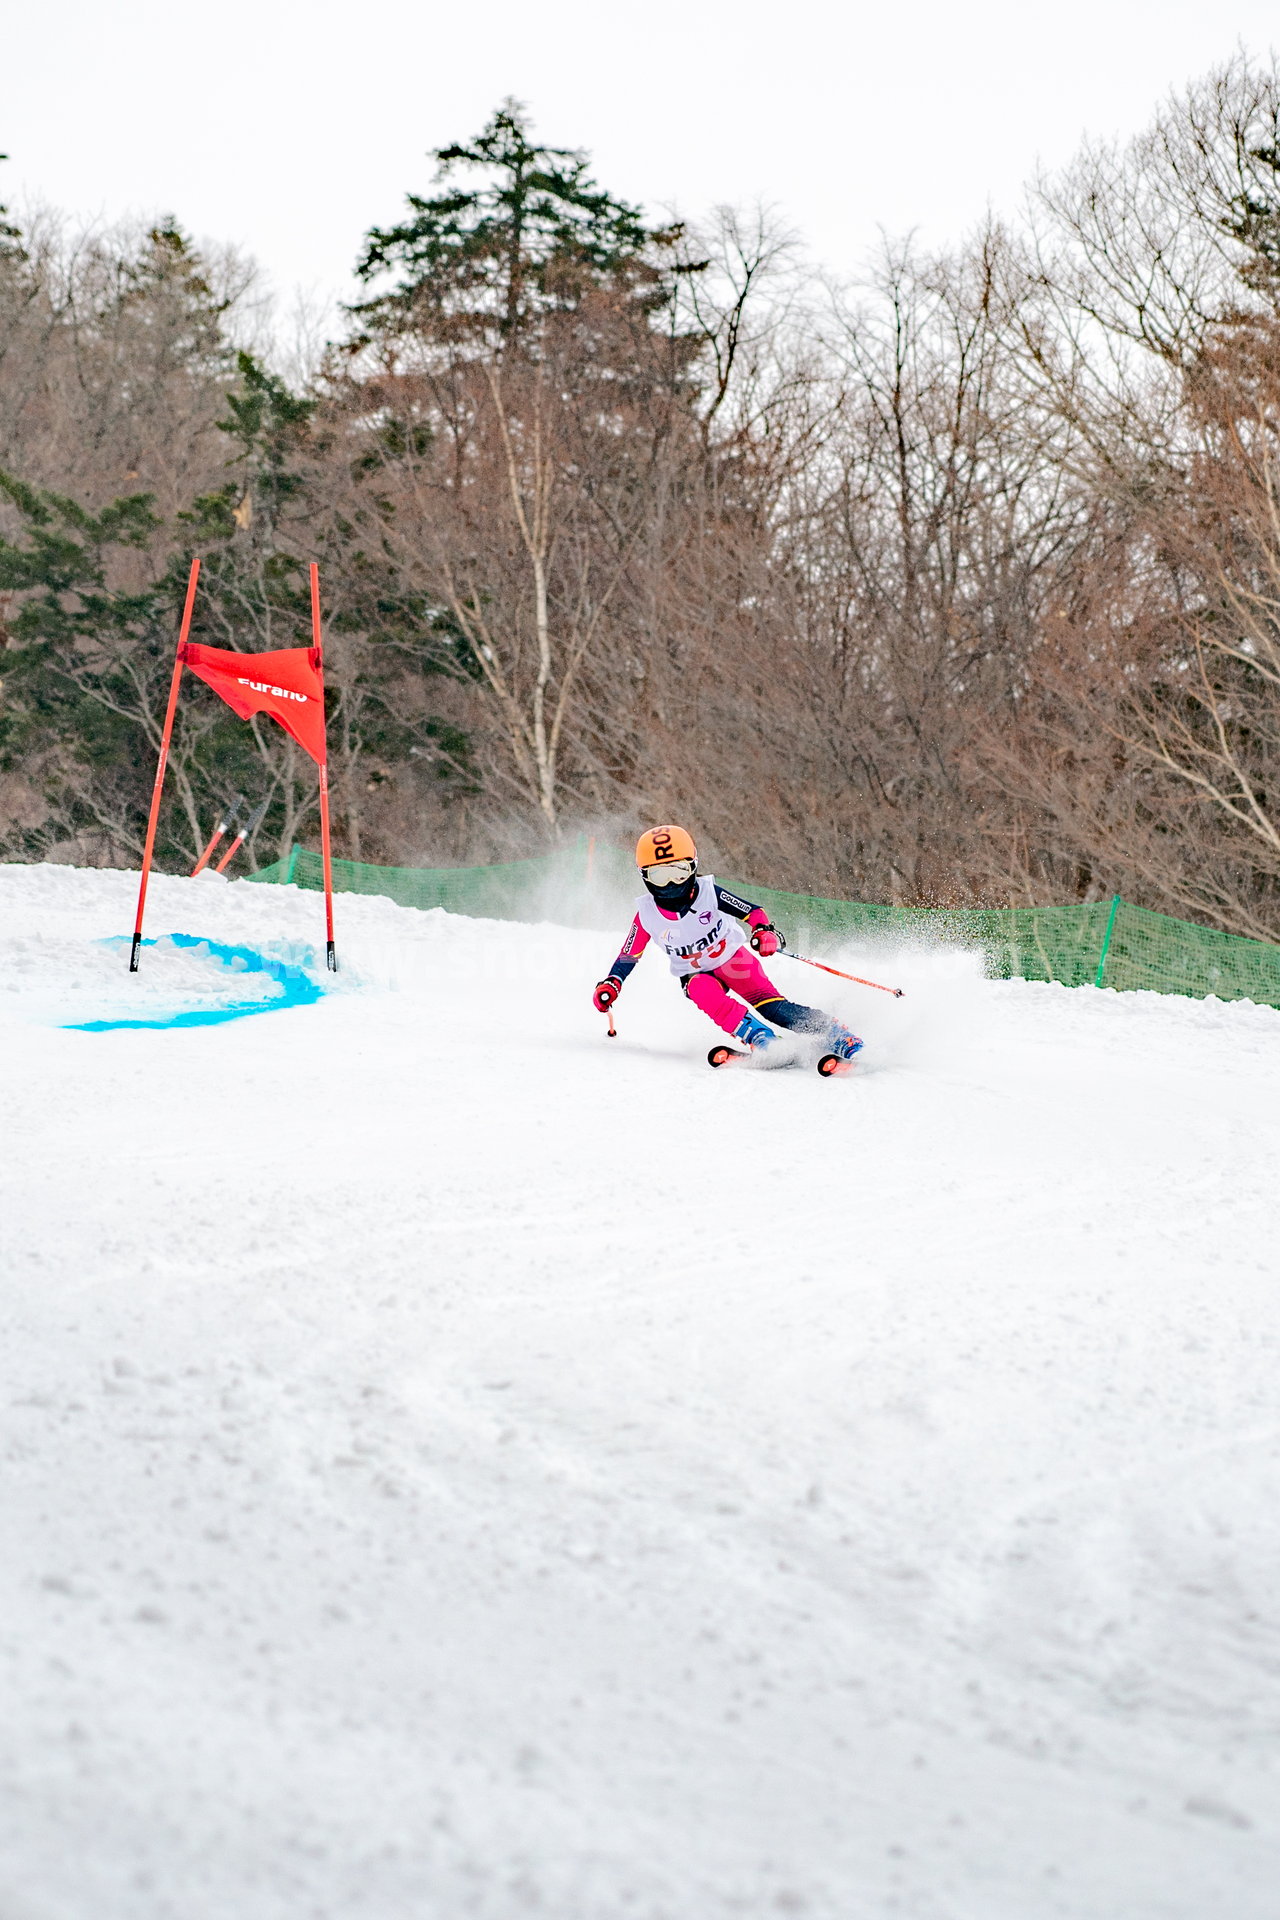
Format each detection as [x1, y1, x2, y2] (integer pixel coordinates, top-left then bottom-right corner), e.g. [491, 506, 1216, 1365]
[5, 60, 1280, 936]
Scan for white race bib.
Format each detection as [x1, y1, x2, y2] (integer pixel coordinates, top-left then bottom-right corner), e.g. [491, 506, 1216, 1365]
[635, 874, 749, 977]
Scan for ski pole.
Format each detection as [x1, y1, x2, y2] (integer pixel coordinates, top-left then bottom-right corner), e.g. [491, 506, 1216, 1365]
[781, 949, 904, 997]
[215, 797, 269, 874]
[191, 794, 245, 875]
[606, 1006, 617, 1038]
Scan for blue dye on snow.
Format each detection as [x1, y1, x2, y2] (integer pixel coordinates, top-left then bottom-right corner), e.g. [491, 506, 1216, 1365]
[66, 933, 324, 1032]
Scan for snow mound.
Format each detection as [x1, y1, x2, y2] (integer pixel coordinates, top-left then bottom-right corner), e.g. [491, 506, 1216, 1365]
[3, 861, 1279, 1919]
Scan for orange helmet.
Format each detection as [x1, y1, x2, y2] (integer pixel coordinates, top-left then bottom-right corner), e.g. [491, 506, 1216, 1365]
[636, 824, 697, 870]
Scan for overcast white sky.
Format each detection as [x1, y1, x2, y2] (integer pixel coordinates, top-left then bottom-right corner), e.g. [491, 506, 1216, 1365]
[5, 0, 1278, 324]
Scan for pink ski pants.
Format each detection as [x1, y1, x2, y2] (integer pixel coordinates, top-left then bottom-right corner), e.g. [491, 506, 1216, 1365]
[684, 947, 785, 1036]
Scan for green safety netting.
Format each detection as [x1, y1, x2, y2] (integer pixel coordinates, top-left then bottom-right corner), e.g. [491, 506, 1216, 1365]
[247, 841, 1280, 1009]
[249, 839, 635, 924]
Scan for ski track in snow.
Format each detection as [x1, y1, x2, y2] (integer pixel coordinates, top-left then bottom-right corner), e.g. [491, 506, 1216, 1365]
[2, 859, 1279, 1920]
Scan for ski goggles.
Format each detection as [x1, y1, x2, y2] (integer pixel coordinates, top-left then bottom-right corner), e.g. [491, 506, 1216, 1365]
[642, 859, 696, 886]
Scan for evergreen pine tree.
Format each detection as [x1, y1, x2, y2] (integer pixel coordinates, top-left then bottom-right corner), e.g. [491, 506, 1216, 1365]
[352, 99, 665, 344]
[0, 154, 23, 259]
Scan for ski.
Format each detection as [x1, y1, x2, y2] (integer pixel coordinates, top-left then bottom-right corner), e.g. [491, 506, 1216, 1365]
[708, 1042, 856, 1077]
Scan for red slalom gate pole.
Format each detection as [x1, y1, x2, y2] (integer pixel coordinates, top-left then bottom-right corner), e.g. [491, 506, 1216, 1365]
[318, 764, 337, 970]
[191, 826, 225, 877]
[782, 949, 905, 998]
[130, 557, 201, 971]
[214, 830, 245, 875]
[310, 562, 337, 972]
[214, 798, 268, 875]
[191, 794, 245, 876]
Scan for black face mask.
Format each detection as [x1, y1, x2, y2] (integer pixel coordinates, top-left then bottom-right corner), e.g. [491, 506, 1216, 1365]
[644, 871, 699, 913]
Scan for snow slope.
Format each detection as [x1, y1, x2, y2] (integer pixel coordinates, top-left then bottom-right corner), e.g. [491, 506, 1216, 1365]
[2, 860, 1279, 1920]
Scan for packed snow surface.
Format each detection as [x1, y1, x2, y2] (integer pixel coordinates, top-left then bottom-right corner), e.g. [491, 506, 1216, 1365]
[2, 860, 1279, 1920]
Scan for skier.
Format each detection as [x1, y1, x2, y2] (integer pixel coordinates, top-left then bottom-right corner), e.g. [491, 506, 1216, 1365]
[593, 826, 863, 1065]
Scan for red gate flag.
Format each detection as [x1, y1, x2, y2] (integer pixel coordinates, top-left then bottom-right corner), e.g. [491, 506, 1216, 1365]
[181, 642, 327, 765]
[130, 557, 338, 975]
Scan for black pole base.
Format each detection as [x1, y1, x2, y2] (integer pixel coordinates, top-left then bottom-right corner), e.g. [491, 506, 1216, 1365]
[326, 941, 338, 973]
[129, 932, 142, 973]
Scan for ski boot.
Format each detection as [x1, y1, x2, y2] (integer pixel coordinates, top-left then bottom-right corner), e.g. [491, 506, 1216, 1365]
[816, 1020, 863, 1077]
[708, 1008, 777, 1068]
[734, 1009, 777, 1052]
